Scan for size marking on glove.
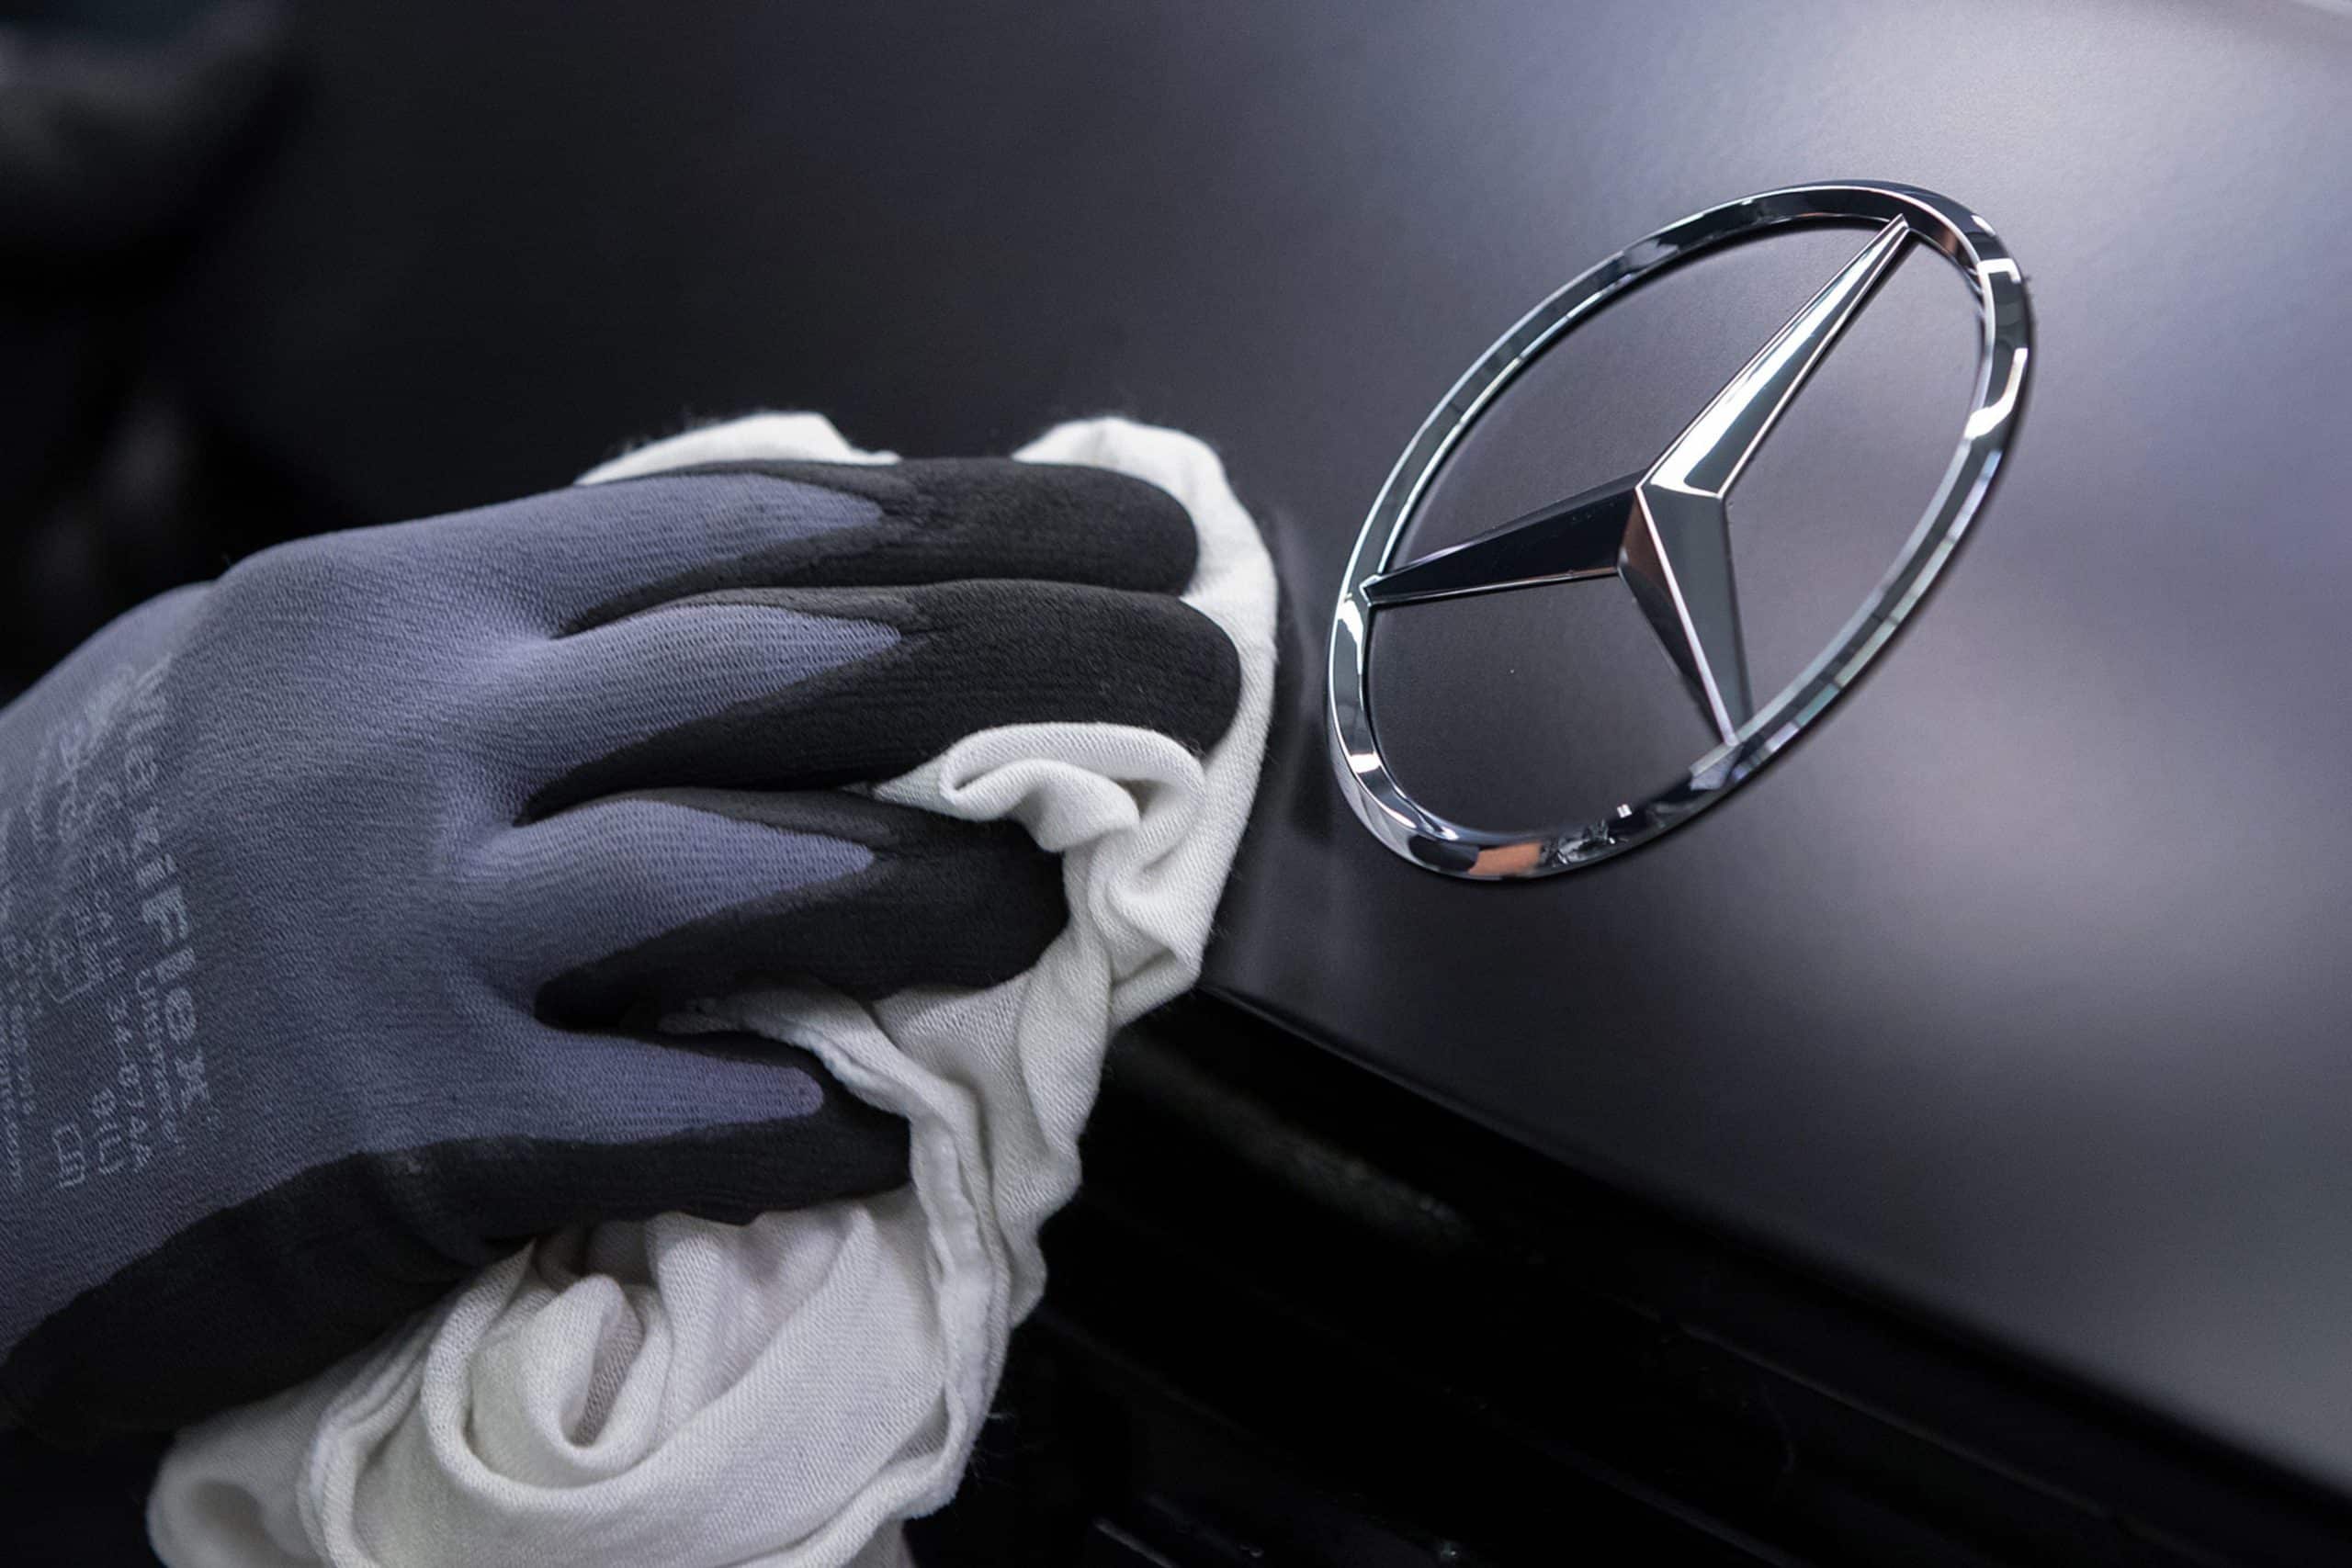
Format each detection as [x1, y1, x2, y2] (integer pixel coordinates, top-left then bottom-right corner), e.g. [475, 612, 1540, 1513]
[0, 655, 209, 1198]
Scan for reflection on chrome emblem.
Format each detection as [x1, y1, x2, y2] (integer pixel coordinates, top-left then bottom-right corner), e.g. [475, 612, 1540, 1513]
[1328, 183, 2031, 880]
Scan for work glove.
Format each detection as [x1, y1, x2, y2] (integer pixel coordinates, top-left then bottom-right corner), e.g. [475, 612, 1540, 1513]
[0, 456, 1240, 1440]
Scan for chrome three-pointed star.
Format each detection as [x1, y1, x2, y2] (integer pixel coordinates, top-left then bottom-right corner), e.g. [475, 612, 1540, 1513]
[1359, 215, 1915, 747]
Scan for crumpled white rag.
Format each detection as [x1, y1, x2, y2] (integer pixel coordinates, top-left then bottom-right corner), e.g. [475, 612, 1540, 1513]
[144, 413, 1278, 1567]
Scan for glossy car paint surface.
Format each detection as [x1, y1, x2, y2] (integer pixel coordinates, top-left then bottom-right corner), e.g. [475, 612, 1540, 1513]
[167, 0, 2352, 1500]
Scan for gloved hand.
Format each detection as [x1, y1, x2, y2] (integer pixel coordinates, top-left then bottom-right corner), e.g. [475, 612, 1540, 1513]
[0, 456, 1240, 1440]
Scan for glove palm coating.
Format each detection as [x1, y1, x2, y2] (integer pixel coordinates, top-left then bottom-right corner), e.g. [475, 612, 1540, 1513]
[0, 457, 1239, 1438]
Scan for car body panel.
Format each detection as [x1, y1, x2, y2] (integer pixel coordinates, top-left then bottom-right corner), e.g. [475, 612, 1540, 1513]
[168, 0, 2352, 1503]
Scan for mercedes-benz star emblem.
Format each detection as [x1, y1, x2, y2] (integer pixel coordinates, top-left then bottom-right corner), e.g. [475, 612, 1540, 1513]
[1327, 182, 2032, 880]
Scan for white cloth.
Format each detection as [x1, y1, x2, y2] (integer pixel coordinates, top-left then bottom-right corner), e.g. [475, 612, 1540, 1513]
[144, 414, 1278, 1567]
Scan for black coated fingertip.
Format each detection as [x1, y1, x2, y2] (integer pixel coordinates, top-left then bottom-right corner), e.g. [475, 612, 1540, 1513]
[534, 791, 1068, 1028]
[890, 458, 1202, 595]
[1125, 593, 1244, 759]
[735, 579, 1242, 774]
[522, 580, 1243, 817]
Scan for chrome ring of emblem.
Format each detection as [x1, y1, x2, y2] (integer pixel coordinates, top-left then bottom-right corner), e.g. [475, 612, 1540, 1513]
[1327, 181, 2031, 880]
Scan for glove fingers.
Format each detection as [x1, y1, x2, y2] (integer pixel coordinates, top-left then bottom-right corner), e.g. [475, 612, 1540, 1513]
[558, 458, 1201, 630]
[471, 787, 1066, 1028]
[479, 596, 899, 800]
[0, 1025, 908, 1438]
[468, 458, 1198, 633]
[522, 579, 1241, 822]
[417, 469, 888, 631]
[465, 1026, 914, 1232]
